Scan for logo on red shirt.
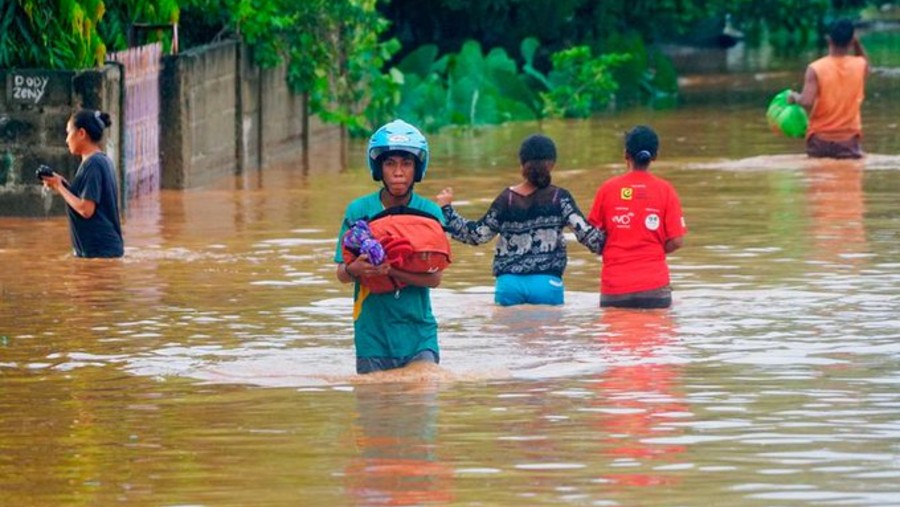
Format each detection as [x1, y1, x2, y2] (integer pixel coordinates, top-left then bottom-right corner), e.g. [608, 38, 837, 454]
[611, 213, 633, 226]
[620, 187, 633, 200]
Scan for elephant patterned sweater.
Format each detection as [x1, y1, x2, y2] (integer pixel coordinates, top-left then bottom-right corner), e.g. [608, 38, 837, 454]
[442, 185, 606, 277]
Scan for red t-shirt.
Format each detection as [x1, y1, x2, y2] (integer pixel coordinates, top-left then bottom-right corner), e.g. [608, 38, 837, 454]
[588, 170, 686, 295]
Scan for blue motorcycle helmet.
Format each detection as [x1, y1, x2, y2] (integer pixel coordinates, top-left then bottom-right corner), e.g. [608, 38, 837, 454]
[367, 119, 429, 182]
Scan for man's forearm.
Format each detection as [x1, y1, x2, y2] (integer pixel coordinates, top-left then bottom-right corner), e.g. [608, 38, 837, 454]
[389, 268, 442, 288]
[853, 38, 867, 59]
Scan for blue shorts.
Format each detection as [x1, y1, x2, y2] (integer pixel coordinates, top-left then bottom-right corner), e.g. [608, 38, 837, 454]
[356, 349, 439, 375]
[495, 274, 565, 306]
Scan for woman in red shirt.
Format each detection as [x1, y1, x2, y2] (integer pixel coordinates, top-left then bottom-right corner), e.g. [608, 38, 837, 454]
[588, 126, 686, 308]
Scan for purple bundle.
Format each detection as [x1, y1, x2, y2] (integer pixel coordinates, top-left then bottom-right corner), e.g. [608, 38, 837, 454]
[343, 220, 385, 265]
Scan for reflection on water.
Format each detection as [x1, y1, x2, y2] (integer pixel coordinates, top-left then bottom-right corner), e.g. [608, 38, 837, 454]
[805, 160, 867, 266]
[346, 383, 454, 506]
[3, 58, 900, 505]
[592, 309, 686, 492]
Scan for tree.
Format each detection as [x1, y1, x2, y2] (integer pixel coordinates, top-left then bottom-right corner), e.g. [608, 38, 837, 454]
[179, 0, 399, 134]
[1, 0, 108, 69]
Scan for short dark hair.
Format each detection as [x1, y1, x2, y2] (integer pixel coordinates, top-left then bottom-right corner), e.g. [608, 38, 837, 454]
[519, 134, 556, 188]
[829, 19, 855, 48]
[625, 125, 659, 168]
[519, 134, 557, 165]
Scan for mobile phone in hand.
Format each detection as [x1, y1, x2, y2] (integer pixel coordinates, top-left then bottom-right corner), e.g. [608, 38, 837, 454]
[36, 165, 54, 180]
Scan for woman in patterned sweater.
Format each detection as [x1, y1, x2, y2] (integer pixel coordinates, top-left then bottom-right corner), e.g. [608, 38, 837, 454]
[436, 134, 606, 306]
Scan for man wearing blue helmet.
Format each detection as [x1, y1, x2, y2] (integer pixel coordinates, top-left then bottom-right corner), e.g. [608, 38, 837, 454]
[334, 120, 447, 374]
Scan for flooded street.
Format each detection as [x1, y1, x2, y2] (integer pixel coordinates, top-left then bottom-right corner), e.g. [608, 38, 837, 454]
[3, 52, 900, 505]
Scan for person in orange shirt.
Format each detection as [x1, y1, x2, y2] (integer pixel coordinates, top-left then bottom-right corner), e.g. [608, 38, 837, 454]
[788, 18, 868, 159]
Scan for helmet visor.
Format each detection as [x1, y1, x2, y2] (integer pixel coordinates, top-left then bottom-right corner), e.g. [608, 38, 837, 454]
[369, 146, 427, 164]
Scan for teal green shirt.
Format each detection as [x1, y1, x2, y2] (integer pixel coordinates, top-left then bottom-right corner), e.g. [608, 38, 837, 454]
[334, 191, 446, 359]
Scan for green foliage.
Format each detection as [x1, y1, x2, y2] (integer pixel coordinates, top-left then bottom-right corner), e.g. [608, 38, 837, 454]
[393, 38, 630, 130]
[178, 0, 398, 136]
[604, 31, 678, 108]
[539, 47, 630, 119]
[100, 0, 180, 52]
[520, 37, 552, 91]
[394, 45, 451, 132]
[1, 0, 108, 69]
[394, 40, 542, 131]
[447, 41, 540, 125]
[857, 29, 900, 67]
[729, 0, 831, 50]
[294, 0, 401, 136]
[0, 0, 181, 68]
[382, 0, 884, 63]
[178, 0, 293, 68]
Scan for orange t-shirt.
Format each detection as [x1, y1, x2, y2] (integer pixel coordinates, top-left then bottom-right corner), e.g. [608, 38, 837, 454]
[808, 55, 867, 141]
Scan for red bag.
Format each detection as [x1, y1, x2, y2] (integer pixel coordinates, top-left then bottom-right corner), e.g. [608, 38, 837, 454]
[342, 207, 451, 293]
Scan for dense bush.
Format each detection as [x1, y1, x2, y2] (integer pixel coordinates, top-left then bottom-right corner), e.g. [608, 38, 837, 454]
[392, 38, 656, 131]
[0, 0, 886, 134]
[380, 0, 877, 59]
[177, 0, 398, 136]
[0, 0, 108, 69]
[0, 0, 178, 69]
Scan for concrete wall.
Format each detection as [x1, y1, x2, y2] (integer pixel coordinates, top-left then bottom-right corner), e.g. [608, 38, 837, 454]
[161, 40, 340, 190]
[257, 56, 307, 166]
[1, 39, 342, 215]
[160, 41, 239, 189]
[0, 66, 122, 216]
